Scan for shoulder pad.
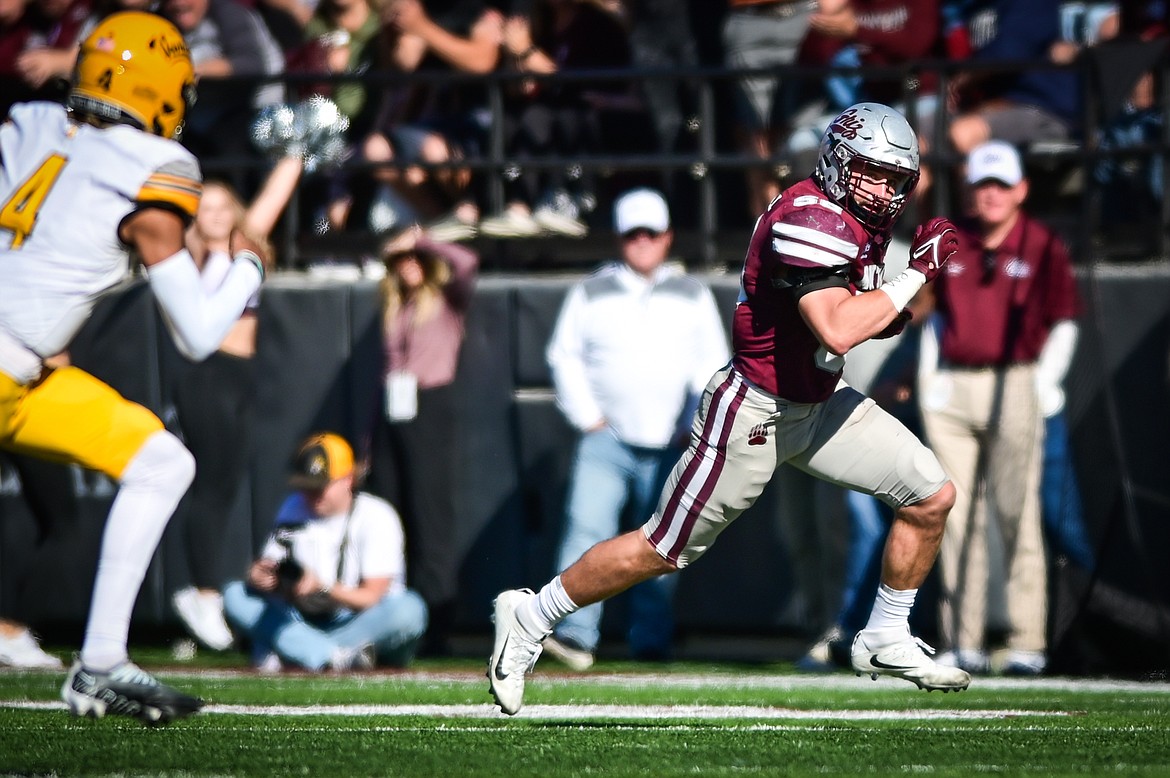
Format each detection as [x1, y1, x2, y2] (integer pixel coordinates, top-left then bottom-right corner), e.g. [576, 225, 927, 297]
[136, 154, 202, 220]
[771, 197, 862, 269]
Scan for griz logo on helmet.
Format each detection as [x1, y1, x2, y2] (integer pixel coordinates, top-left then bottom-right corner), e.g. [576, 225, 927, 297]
[829, 108, 865, 140]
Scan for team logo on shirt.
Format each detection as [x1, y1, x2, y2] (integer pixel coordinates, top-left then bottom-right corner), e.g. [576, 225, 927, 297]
[748, 423, 769, 446]
[1004, 257, 1032, 278]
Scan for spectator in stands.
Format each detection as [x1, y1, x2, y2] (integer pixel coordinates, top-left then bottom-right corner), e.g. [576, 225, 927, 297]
[944, 0, 1080, 157]
[0, 0, 89, 111]
[171, 156, 303, 652]
[787, 0, 941, 183]
[253, 0, 311, 51]
[356, 0, 503, 241]
[288, 0, 401, 234]
[258, 0, 312, 31]
[919, 140, 1080, 676]
[804, 0, 939, 110]
[478, 0, 633, 239]
[625, 0, 700, 195]
[296, 0, 382, 128]
[310, 1, 426, 233]
[222, 432, 428, 672]
[0, 0, 31, 118]
[540, 188, 730, 669]
[722, 0, 819, 219]
[162, 0, 285, 174]
[1055, 2, 1167, 231]
[364, 224, 478, 657]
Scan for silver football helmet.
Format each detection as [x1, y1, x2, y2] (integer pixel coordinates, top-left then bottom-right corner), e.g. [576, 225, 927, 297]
[814, 102, 920, 232]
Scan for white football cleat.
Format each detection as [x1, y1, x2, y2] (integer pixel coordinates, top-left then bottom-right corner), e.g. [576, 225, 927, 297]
[0, 627, 63, 669]
[851, 627, 971, 692]
[487, 589, 546, 715]
[542, 634, 595, 672]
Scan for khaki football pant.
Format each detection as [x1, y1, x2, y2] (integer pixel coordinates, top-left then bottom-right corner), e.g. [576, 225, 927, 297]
[644, 366, 948, 569]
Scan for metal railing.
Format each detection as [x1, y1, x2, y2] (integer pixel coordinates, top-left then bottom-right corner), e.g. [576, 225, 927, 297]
[195, 51, 1170, 271]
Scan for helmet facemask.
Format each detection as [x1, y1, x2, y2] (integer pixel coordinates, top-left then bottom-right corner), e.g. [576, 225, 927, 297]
[842, 154, 918, 232]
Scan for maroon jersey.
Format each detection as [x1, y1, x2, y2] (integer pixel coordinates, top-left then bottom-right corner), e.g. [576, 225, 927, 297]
[935, 213, 1080, 366]
[731, 177, 890, 402]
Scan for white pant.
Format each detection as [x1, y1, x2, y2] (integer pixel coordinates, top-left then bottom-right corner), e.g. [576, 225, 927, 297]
[643, 366, 948, 568]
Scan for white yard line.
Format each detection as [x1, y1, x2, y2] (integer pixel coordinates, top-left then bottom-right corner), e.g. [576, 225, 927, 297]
[83, 667, 1170, 695]
[0, 699, 1072, 720]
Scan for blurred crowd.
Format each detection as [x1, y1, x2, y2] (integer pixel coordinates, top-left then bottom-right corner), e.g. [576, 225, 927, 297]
[1, 0, 1166, 260]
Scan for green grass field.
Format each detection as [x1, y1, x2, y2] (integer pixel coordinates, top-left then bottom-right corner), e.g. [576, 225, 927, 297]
[2, 650, 1169, 776]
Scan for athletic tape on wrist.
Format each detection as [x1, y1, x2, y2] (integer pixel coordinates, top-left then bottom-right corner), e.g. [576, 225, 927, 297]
[234, 250, 265, 282]
[879, 268, 927, 313]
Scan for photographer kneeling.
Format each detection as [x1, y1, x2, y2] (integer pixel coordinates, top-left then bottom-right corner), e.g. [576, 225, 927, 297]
[223, 432, 428, 672]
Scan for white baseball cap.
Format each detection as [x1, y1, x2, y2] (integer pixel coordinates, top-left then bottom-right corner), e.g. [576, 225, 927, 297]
[966, 140, 1023, 186]
[613, 188, 670, 235]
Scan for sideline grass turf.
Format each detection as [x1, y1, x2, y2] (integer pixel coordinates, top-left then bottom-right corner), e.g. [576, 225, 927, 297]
[2, 655, 1168, 776]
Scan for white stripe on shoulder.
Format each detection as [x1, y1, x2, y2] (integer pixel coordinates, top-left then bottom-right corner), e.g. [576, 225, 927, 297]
[773, 238, 852, 267]
[773, 222, 859, 257]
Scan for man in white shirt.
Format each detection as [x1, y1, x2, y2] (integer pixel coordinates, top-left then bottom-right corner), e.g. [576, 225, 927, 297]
[541, 188, 730, 669]
[222, 433, 428, 672]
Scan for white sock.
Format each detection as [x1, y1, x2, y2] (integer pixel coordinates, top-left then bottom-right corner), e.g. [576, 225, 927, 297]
[515, 575, 578, 641]
[80, 432, 195, 670]
[863, 584, 917, 633]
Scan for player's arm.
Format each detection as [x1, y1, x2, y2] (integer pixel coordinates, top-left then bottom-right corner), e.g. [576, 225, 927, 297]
[124, 207, 266, 361]
[793, 215, 958, 356]
[798, 284, 907, 356]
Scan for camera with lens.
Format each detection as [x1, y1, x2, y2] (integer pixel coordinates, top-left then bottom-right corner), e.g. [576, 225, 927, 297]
[276, 555, 305, 587]
[274, 525, 305, 588]
[272, 523, 334, 615]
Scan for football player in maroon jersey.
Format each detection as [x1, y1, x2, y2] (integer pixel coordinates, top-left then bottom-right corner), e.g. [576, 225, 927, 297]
[489, 103, 968, 715]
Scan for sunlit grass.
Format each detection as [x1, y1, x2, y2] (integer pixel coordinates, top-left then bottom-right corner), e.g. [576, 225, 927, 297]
[2, 652, 1168, 777]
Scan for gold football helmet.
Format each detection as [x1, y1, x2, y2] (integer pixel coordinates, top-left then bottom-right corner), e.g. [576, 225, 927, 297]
[69, 11, 196, 139]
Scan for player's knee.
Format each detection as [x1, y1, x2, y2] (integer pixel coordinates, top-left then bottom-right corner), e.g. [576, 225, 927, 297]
[636, 537, 679, 577]
[122, 430, 195, 492]
[905, 480, 954, 536]
[927, 480, 956, 518]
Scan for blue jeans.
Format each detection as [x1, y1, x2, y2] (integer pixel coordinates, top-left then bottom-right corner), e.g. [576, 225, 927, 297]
[555, 429, 679, 657]
[222, 581, 428, 671]
[1041, 413, 1095, 571]
[837, 489, 889, 632]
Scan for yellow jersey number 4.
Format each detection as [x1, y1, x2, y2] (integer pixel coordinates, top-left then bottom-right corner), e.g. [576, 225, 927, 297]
[0, 154, 68, 249]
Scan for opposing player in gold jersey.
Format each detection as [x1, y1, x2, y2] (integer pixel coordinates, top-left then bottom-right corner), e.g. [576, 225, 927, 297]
[0, 11, 267, 723]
